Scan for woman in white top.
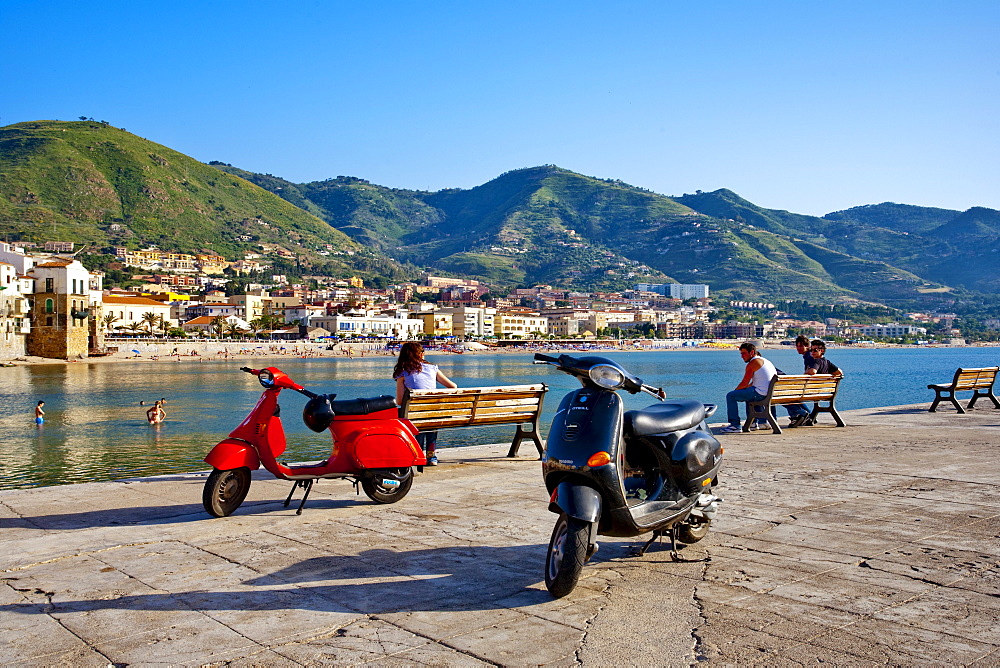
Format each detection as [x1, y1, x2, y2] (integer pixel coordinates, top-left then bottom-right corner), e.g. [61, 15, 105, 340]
[393, 342, 457, 465]
[719, 342, 777, 433]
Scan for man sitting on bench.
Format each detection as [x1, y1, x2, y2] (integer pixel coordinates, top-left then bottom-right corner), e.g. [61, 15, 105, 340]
[789, 340, 844, 428]
[720, 342, 778, 434]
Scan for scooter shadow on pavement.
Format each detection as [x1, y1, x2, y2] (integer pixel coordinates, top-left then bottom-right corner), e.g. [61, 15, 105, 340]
[0, 497, 366, 531]
[0, 545, 554, 616]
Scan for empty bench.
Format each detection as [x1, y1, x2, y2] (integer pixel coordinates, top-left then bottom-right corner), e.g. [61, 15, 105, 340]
[927, 366, 1000, 414]
[401, 384, 548, 457]
[743, 374, 845, 435]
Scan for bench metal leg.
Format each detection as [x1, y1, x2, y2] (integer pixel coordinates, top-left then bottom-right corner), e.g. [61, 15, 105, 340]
[507, 423, 545, 459]
[810, 402, 846, 427]
[745, 402, 781, 434]
[967, 389, 1000, 411]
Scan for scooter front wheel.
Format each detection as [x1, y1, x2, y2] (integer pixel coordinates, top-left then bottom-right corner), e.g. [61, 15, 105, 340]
[545, 513, 590, 597]
[203, 467, 252, 517]
[360, 467, 413, 504]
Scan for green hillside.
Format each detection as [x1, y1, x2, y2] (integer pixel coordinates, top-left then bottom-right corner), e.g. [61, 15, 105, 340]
[824, 202, 959, 234]
[0, 120, 406, 281]
[5, 119, 991, 305]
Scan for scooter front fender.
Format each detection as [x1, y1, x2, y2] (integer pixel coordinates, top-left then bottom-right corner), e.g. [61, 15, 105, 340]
[549, 481, 602, 523]
[205, 439, 261, 471]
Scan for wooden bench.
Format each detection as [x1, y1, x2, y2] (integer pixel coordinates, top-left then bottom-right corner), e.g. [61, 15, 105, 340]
[400, 384, 548, 457]
[927, 366, 1000, 414]
[743, 374, 844, 434]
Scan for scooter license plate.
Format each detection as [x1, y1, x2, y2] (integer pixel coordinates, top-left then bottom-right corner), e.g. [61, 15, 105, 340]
[381, 479, 401, 487]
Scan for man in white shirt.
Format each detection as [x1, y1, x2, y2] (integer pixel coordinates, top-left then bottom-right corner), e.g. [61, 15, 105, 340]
[719, 342, 777, 433]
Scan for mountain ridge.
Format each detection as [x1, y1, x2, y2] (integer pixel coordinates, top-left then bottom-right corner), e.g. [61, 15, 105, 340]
[3, 120, 997, 305]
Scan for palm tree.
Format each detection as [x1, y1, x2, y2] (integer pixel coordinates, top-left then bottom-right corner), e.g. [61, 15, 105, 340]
[225, 321, 246, 339]
[210, 315, 227, 339]
[101, 313, 119, 333]
[141, 312, 160, 335]
[248, 317, 264, 339]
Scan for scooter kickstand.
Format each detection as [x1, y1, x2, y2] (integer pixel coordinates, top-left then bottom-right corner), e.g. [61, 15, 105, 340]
[634, 529, 664, 556]
[284, 480, 314, 515]
[667, 525, 682, 562]
[295, 480, 314, 515]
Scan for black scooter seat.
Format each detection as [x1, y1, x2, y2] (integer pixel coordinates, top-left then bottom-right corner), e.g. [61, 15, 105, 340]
[625, 399, 706, 436]
[331, 395, 397, 416]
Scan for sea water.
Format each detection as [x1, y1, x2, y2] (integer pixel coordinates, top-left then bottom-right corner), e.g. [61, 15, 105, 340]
[0, 346, 997, 489]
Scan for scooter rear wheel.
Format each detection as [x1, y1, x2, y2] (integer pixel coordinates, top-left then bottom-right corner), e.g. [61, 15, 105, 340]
[203, 467, 252, 517]
[360, 467, 413, 504]
[545, 513, 590, 598]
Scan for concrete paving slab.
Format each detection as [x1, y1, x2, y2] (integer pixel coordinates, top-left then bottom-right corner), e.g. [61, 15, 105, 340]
[1, 405, 999, 665]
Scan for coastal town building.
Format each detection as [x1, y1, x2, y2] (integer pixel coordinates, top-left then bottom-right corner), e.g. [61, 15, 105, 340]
[437, 306, 497, 338]
[634, 283, 710, 300]
[497, 309, 548, 338]
[27, 258, 104, 359]
[857, 324, 927, 338]
[102, 295, 174, 335]
[311, 309, 425, 339]
[0, 260, 32, 358]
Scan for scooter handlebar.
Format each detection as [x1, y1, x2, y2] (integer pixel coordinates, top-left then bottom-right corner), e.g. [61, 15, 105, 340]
[641, 384, 666, 401]
[533, 353, 561, 365]
[240, 367, 255, 374]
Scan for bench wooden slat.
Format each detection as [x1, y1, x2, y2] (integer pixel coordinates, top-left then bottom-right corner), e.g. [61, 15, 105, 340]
[401, 383, 549, 457]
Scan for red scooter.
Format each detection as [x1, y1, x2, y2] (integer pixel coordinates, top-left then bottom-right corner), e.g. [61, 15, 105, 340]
[202, 366, 424, 517]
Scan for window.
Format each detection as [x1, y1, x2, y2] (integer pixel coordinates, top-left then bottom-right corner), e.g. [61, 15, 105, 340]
[45, 298, 54, 313]
[45, 278, 54, 292]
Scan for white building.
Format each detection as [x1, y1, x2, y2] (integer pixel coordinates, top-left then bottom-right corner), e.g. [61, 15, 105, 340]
[497, 310, 549, 337]
[857, 324, 927, 338]
[634, 283, 710, 299]
[437, 306, 497, 338]
[103, 296, 175, 333]
[312, 309, 425, 339]
[0, 260, 32, 357]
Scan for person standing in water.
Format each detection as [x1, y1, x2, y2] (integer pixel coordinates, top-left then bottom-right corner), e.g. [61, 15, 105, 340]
[147, 400, 166, 425]
[34, 401, 45, 425]
[393, 342, 457, 466]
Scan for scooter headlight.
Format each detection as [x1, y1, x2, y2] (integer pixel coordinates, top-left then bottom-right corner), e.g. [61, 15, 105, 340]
[258, 369, 275, 388]
[588, 364, 625, 389]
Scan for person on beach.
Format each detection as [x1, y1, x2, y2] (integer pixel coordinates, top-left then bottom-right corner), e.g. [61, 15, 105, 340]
[393, 342, 457, 466]
[147, 400, 166, 425]
[34, 400, 45, 425]
[719, 342, 778, 434]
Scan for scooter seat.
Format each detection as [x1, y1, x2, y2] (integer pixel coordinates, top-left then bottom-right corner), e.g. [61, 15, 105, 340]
[331, 395, 397, 416]
[625, 400, 707, 437]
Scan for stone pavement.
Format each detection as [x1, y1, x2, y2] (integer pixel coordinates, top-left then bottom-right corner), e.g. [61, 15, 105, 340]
[1, 404, 999, 666]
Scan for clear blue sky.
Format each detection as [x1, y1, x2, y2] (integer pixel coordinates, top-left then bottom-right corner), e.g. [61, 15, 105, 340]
[2, 0, 997, 216]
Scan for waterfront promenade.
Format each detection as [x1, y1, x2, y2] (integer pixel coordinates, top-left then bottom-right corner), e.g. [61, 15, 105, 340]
[1, 404, 998, 665]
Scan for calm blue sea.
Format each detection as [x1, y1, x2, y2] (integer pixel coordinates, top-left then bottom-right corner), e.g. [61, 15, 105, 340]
[0, 346, 997, 489]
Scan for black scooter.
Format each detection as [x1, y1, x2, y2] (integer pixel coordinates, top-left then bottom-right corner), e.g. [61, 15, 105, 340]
[534, 353, 724, 597]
